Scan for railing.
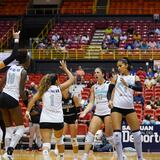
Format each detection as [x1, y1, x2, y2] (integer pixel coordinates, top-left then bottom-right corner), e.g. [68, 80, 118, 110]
[30, 48, 160, 60]
[31, 19, 54, 49]
[0, 21, 20, 51]
[26, 8, 59, 16]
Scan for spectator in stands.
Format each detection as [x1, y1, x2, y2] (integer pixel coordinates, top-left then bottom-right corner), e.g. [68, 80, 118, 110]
[154, 70, 160, 83]
[28, 82, 37, 95]
[136, 67, 146, 79]
[105, 26, 112, 35]
[75, 66, 85, 84]
[146, 96, 157, 110]
[81, 34, 89, 44]
[155, 115, 160, 125]
[142, 114, 151, 125]
[86, 79, 95, 88]
[124, 41, 134, 50]
[133, 40, 141, 49]
[156, 41, 160, 49]
[51, 33, 60, 43]
[112, 26, 122, 35]
[133, 32, 141, 41]
[0, 30, 19, 70]
[140, 40, 149, 51]
[155, 28, 160, 35]
[148, 27, 155, 36]
[25, 60, 75, 160]
[144, 76, 156, 89]
[93, 129, 113, 152]
[73, 34, 81, 43]
[120, 32, 127, 42]
[146, 67, 154, 78]
[148, 40, 157, 49]
[127, 25, 134, 35]
[134, 92, 144, 107]
[156, 97, 160, 107]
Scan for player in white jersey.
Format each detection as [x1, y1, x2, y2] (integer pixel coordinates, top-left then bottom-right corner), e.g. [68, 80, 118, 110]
[107, 58, 144, 160]
[25, 60, 74, 160]
[0, 50, 31, 160]
[0, 29, 20, 69]
[80, 67, 113, 160]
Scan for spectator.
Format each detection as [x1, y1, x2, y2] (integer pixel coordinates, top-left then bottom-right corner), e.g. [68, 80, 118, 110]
[124, 41, 134, 50]
[140, 40, 149, 50]
[127, 25, 134, 35]
[146, 67, 154, 78]
[146, 96, 157, 109]
[105, 26, 112, 35]
[120, 32, 127, 42]
[155, 28, 160, 35]
[81, 34, 89, 44]
[156, 41, 160, 49]
[134, 92, 144, 107]
[148, 40, 157, 49]
[142, 114, 151, 125]
[133, 32, 141, 41]
[75, 66, 85, 84]
[112, 26, 122, 35]
[144, 76, 156, 89]
[155, 115, 160, 125]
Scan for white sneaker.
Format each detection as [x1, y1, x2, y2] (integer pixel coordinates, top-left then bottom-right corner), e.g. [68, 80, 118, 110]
[1, 153, 13, 160]
[56, 155, 64, 160]
[81, 153, 88, 160]
[123, 154, 128, 160]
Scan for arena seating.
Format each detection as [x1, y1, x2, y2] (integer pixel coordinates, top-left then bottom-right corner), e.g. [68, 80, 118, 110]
[60, 0, 95, 15]
[0, 0, 30, 16]
[109, 0, 160, 15]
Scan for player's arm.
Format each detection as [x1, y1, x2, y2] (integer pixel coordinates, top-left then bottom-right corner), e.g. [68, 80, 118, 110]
[0, 30, 20, 69]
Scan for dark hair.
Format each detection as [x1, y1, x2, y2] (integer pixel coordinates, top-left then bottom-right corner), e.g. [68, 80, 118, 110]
[16, 50, 30, 64]
[118, 57, 131, 71]
[50, 74, 58, 85]
[95, 67, 107, 80]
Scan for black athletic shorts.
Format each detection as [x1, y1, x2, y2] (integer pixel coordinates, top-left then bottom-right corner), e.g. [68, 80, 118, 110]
[111, 107, 135, 116]
[94, 114, 110, 122]
[40, 122, 64, 130]
[64, 115, 77, 124]
[0, 92, 18, 109]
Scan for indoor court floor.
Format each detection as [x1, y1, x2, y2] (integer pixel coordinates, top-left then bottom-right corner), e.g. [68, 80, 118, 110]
[2, 150, 159, 160]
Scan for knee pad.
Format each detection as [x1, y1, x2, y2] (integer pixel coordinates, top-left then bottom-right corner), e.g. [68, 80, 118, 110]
[43, 143, 51, 150]
[132, 131, 141, 143]
[85, 132, 94, 145]
[71, 138, 78, 147]
[5, 127, 16, 139]
[113, 132, 121, 145]
[106, 136, 114, 146]
[55, 136, 64, 145]
[15, 125, 25, 137]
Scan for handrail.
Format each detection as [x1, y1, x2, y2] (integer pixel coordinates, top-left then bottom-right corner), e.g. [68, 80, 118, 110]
[26, 8, 58, 16]
[0, 21, 20, 51]
[29, 48, 160, 60]
[32, 19, 54, 50]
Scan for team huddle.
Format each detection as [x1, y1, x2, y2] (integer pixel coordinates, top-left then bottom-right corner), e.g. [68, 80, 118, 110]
[0, 31, 145, 160]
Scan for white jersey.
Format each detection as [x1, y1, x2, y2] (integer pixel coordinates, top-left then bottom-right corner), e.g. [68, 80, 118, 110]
[94, 81, 111, 115]
[113, 75, 135, 109]
[40, 85, 63, 123]
[3, 65, 24, 101]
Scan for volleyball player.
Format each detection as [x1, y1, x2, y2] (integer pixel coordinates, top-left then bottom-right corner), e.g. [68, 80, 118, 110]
[107, 58, 144, 160]
[0, 50, 31, 160]
[61, 88, 81, 160]
[25, 60, 74, 160]
[80, 67, 114, 160]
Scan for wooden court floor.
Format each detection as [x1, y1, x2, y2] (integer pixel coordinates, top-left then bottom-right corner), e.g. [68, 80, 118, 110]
[1, 150, 160, 160]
